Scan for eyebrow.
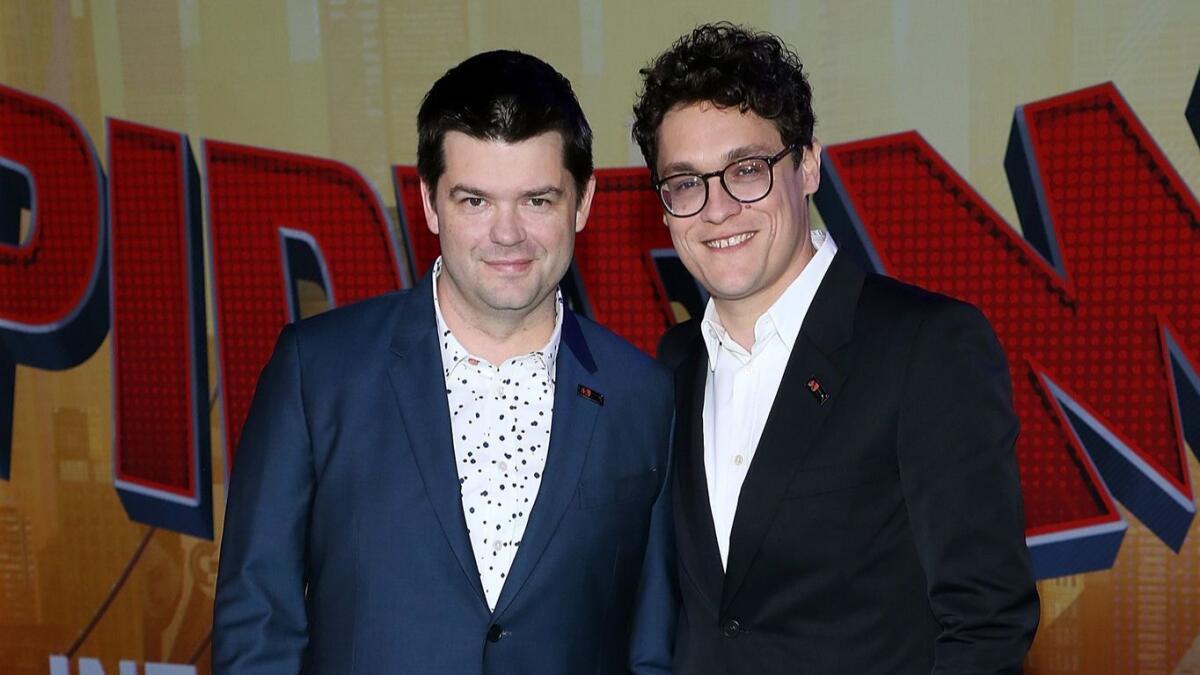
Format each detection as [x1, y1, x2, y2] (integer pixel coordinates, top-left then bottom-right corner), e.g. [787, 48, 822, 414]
[447, 184, 564, 200]
[520, 186, 564, 199]
[448, 184, 493, 199]
[660, 144, 777, 176]
[724, 144, 776, 163]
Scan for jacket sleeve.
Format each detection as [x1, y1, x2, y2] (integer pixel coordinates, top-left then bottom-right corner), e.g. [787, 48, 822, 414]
[213, 324, 314, 674]
[627, 374, 679, 675]
[896, 302, 1040, 674]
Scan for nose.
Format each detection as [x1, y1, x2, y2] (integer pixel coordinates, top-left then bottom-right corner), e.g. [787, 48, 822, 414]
[490, 205, 527, 246]
[699, 175, 741, 225]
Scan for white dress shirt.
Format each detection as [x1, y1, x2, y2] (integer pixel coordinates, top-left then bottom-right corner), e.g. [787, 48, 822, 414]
[432, 258, 563, 610]
[702, 229, 838, 569]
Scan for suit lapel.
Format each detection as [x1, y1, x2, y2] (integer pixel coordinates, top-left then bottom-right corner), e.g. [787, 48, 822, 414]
[672, 337, 726, 612]
[720, 252, 864, 609]
[491, 311, 600, 618]
[386, 273, 487, 608]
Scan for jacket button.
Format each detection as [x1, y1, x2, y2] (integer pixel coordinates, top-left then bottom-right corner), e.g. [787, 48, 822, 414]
[487, 624, 504, 642]
[722, 618, 741, 638]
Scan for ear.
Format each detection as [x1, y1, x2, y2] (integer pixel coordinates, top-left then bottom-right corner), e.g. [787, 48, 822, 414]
[573, 175, 597, 234]
[801, 139, 822, 197]
[419, 179, 440, 235]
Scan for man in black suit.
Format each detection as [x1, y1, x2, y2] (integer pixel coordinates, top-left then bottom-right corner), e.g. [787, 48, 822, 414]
[632, 23, 1039, 674]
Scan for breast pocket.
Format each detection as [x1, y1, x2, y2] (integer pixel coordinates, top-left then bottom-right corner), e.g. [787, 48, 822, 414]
[578, 469, 661, 509]
[785, 460, 897, 499]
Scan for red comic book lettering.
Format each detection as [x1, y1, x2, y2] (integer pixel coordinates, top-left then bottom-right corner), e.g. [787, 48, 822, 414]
[816, 82, 1200, 578]
[0, 85, 108, 480]
[108, 119, 211, 537]
[206, 142, 405, 474]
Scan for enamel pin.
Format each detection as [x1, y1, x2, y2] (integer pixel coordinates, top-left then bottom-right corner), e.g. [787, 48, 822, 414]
[577, 384, 605, 406]
[806, 377, 830, 405]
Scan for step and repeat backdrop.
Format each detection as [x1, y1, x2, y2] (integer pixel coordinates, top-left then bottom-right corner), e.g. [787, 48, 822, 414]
[2, 1, 1199, 673]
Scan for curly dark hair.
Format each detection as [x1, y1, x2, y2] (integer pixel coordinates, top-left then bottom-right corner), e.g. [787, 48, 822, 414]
[632, 22, 815, 179]
[418, 50, 593, 197]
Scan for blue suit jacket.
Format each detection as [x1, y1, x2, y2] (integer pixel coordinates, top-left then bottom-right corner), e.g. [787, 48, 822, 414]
[213, 272, 676, 674]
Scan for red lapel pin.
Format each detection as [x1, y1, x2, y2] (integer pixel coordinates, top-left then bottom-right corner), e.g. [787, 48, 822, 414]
[577, 384, 604, 406]
[807, 377, 830, 405]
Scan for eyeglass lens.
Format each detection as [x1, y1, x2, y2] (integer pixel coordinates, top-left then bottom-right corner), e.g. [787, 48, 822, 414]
[659, 157, 774, 217]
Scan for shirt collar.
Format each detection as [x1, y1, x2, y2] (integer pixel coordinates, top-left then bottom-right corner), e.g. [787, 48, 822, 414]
[431, 256, 563, 378]
[701, 229, 838, 371]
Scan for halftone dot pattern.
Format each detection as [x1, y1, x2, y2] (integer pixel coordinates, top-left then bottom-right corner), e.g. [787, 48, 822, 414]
[575, 168, 675, 354]
[1030, 90, 1197, 486]
[393, 166, 439, 278]
[109, 120, 196, 493]
[394, 166, 675, 355]
[824, 83, 1200, 537]
[0, 85, 103, 325]
[829, 133, 1106, 533]
[206, 142, 403, 466]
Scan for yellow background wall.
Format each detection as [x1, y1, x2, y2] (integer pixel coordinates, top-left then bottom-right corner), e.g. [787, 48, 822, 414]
[2, 1, 1199, 672]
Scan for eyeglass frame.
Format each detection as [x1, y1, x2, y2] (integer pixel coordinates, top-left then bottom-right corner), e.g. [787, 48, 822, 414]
[651, 144, 801, 218]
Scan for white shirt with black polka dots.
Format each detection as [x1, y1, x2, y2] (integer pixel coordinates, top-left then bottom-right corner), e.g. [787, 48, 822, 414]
[432, 258, 562, 611]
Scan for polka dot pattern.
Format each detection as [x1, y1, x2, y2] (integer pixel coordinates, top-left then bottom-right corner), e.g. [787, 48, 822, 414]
[432, 259, 562, 610]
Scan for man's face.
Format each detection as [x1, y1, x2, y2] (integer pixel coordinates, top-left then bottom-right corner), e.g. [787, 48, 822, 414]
[421, 131, 594, 325]
[655, 103, 821, 310]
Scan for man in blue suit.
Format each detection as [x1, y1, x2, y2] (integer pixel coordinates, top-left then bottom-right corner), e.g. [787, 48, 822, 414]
[213, 50, 675, 674]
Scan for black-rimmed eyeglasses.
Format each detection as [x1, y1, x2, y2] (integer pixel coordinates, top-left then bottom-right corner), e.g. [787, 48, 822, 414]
[653, 145, 799, 218]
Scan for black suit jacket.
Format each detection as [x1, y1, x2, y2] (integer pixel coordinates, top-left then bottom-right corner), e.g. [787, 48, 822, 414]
[659, 252, 1039, 675]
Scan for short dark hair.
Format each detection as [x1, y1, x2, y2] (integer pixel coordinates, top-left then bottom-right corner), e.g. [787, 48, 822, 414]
[632, 22, 815, 179]
[417, 50, 593, 197]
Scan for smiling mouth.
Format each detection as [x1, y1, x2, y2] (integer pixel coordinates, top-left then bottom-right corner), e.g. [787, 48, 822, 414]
[704, 232, 756, 250]
[485, 259, 533, 271]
